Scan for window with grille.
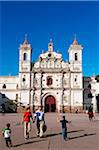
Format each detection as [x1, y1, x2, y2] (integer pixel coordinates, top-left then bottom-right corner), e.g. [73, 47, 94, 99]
[2, 84, 6, 89]
[23, 53, 27, 61]
[47, 76, 53, 86]
[75, 53, 78, 61]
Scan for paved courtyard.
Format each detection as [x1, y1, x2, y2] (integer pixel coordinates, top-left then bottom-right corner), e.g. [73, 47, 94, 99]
[0, 113, 99, 150]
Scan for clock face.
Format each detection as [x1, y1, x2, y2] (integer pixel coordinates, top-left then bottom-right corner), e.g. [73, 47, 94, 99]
[48, 53, 52, 57]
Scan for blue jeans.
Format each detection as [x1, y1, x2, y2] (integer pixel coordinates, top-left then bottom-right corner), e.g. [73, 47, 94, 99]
[62, 128, 67, 140]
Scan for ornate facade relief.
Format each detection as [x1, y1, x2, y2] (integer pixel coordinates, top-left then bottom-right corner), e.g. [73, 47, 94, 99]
[55, 60, 61, 68]
[63, 90, 70, 104]
[63, 73, 70, 88]
[34, 62, 40, 68]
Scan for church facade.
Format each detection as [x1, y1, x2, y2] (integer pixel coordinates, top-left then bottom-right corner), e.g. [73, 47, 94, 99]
[0, 37, 83, 112]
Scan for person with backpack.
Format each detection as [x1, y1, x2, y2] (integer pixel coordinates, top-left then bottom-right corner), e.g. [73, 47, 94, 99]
[34, 106, 45, 138]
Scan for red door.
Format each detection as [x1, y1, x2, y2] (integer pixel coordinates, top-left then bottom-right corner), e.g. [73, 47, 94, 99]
[45, 96, 56, 112]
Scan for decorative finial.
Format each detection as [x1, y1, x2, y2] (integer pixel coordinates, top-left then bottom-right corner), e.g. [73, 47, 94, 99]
[23, 34, 28, 45]
[48, 38, 53, 52]
[73, 33, 78, 45]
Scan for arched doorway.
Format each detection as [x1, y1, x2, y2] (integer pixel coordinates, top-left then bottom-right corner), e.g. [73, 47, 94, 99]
[45, 95, 56, 112]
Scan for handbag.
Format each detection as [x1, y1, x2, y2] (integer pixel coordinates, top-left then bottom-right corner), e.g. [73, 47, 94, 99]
[43, 123, 47, 133]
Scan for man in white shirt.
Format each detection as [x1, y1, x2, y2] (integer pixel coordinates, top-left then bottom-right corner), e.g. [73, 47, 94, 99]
[34, 106, 45, 138]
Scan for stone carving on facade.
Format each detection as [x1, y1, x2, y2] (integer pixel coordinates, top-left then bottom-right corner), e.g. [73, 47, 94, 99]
[34, 62, 40, 68]
[34, 78, 38, 86]
[55, 60, 61, 68]
[63, 79, 67, 86]
[74, 67, 80, 71]
[63, 95, 68, 104]
[21, 84, 28, 88]
[63, 78, 69, 88]
[41, 60, 46, 68]
[34, 94, 38, 103]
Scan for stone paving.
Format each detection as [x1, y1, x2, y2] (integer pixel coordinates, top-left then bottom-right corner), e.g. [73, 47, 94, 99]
[0, 113, 99, 150]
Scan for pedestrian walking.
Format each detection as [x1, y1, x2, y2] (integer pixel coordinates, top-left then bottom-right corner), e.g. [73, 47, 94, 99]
[23, 106, 33, 139]
[2, 123, 12, 147]
[60, 115, 71, 141]
[34, 106, 45, 138]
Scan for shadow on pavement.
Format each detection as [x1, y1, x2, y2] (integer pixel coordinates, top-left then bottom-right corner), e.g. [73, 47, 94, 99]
[69, 133, 96, 140]
[93, 120, 99, 122]
[68, 129, 84, 133]
[13, 139, 46, 147]
[44, 129, 84, 138]
[45, 132, 62, 137]
[28, 136, 38, 139]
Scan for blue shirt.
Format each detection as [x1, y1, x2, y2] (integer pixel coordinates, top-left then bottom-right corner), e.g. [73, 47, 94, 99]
[34, 111, 44, 121]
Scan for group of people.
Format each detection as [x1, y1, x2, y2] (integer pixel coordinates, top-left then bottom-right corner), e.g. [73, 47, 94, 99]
[2, 104, 96, 148]
[23, 106, 45, 139]
[2, 106, 45, 147]
[2, 105, 71, 147]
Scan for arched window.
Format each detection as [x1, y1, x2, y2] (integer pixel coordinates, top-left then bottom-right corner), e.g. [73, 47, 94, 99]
[2, 84, 6, 89]
[88, 93, 93, 98]
[16, 84, 18, 89]
[16, 94, 18, 101]
[22, 75, 26, 82]
[75, 78, 77, 82]
[47, 76, 53, 86]
[75, 53, 78, 61]
[88, 84, 91, 89]
[23, 53, 27, 61]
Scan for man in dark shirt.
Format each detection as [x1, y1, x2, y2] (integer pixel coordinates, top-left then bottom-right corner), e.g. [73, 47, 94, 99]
[60, 116, 71, 141]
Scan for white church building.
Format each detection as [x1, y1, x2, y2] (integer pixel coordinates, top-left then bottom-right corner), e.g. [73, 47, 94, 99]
[0, 37, 83, 112]
[90, 76, 99, 113]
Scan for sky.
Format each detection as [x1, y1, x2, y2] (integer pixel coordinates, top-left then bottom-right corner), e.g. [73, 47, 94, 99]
[0, 1, 99, 76]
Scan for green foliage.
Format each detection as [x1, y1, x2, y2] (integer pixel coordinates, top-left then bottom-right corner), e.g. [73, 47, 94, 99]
[95, 75, 99, 82]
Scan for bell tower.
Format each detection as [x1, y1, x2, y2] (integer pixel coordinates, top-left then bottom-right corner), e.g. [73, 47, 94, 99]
[68, 36, 83, 112]
[68, 36, 83, 72]
[19, 35, 32, 105]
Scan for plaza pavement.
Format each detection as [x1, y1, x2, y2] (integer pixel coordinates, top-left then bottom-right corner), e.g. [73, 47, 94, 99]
[0, 113, 99, 150]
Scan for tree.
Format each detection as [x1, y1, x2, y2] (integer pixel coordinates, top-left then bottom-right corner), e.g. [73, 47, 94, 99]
[95, 75, 99, 82]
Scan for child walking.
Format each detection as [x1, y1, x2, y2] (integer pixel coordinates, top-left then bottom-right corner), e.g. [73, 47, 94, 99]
[60, 116, 71, 141]
[2, 123, 12, 147]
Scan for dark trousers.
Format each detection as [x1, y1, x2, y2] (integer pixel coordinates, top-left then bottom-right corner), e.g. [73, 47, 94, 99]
[62, 128, 67, 140]
[36, 120, 40, 136]
[5, 137, 12, 147]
